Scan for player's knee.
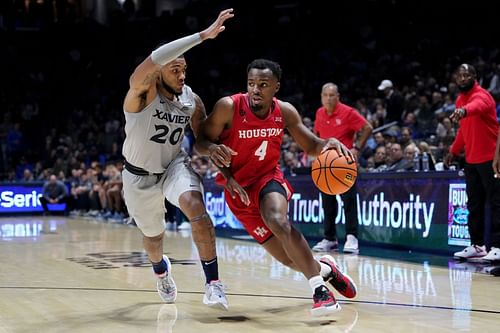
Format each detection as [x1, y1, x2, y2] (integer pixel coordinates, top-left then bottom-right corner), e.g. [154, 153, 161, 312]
[179, 193, 204, 214]
[264, 214, 290, 236]
[144, 233, 163, 242]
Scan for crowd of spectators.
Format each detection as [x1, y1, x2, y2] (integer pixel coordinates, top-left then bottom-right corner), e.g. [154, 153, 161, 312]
[2, 0, 500, 221]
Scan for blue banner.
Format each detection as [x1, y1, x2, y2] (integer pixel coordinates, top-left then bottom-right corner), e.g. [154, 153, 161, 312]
[0, 183, 66, 213]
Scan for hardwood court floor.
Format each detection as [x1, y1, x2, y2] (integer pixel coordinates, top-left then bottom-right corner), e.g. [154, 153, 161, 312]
[0, 216, 499, 333]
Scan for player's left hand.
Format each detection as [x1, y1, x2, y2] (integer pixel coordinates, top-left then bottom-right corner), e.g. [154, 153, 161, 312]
[200, 8, 234, 41]
[226, 177, 250, 206]
[322, 138, 355, 163]
[209, 144, 237, 168]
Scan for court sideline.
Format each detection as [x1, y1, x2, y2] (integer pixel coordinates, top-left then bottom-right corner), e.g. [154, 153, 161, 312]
[0, 216, 498, 333]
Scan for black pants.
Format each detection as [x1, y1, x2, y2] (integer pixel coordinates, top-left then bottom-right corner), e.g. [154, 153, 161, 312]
[321, 184, 358, 240]
[464, 161, 500, 248]
[39, 196, 72, 212]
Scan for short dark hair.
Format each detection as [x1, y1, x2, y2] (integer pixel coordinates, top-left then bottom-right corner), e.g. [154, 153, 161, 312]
[247, 59, 282, 81]
[457, 63, 477, 77]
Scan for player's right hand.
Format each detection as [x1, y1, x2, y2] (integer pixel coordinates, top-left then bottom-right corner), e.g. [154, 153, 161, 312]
[200, 8, 234, 41]
[444, 152, 455, 167]
[226, 177, 250, 206]
[209, 144, 237, 168]
[322, 138, 355, 163]
[493, 155, 500, 178]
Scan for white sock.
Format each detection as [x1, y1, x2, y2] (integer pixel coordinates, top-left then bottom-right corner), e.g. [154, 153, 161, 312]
[309, 275, 325, 293]
[318, 260, 332, 278]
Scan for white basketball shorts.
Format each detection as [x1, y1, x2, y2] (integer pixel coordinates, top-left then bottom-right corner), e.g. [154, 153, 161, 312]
[122, 152, 204, 237]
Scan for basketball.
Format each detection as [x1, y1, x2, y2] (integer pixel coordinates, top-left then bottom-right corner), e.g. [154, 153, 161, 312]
[311, 149, 357, 195]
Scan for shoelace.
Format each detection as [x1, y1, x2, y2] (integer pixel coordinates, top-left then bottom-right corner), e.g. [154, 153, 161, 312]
[314, 287, 332, 302]
[473, 245, 484, 252]
[159, 276, 175, 294]
[209, 282, 225, 295]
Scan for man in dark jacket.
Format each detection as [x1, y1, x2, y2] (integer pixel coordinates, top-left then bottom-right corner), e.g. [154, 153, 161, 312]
[39, 174, 71, 214]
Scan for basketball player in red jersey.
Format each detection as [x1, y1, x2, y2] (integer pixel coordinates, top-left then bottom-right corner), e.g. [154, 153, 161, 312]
[195, 59, 358, 317]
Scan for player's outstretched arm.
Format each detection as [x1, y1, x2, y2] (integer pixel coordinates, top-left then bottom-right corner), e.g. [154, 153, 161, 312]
[124, 9, 234, 113]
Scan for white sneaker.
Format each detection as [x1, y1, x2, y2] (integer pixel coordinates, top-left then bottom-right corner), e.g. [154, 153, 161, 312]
[203, 280, 228, 310]
[156, 255, 177, 303]
[482, 247, 500, 261]
[453, 245, 487, 260]
[343, 235, 359, 253]
[177, 221, 191, 230]
[312, 239, 338, 252]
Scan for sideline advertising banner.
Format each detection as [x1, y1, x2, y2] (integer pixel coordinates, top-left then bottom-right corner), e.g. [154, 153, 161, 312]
[204, 172, 467, 252]
[447, 183, 470, 247]
[0, 183, 66, 213]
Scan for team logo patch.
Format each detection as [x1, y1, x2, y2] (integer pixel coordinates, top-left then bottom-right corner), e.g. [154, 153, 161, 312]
[253, 226, 269, 238]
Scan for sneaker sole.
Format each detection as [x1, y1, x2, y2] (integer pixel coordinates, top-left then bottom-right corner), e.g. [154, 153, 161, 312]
[203, 296, 229, 311]
[312, 247, 339, 253]
[159, 255, 177, 303]
[311, 303, 341, 317]
[467, 256, 489, 263]
[321, 255, 357, 299]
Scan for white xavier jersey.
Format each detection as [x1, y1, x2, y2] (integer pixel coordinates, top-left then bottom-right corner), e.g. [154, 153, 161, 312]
[122, 85, 196, 173]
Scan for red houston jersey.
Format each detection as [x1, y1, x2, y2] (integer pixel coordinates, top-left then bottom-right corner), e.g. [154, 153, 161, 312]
[216, 93, 285, 188]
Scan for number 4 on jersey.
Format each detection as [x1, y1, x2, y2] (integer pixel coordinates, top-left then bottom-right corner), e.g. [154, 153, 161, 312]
[254, 140, 268, 161]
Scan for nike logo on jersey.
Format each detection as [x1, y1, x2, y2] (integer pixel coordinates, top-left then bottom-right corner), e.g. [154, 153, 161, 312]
[153, 109, 191, 124]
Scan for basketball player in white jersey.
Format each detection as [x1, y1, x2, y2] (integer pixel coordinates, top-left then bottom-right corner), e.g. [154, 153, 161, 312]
[121, 9, 234, 309]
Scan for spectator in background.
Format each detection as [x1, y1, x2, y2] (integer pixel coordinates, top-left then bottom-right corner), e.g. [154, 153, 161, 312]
[445, 63, 500, 261]
[436, 115, 456, 139]
[387, 143, 413, 172]
[377, 79, 405, 125]
[39, 174, 71, 215]
[368, 145, 389, 172]
[373, 131, 386, 147]
[281, 151, 302, 177]
[399, 126, 416, 149]
[418, 141, 436, 171]
[22, 169, 35, 182]
[312, 83, 372, 254]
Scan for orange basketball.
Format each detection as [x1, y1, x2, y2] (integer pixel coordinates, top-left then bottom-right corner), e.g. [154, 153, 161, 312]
[311, 149, 357, 195]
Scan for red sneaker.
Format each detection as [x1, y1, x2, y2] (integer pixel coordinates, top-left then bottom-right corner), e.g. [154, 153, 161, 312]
[311, 285, 341, 317]
[320, 255, 357, 298]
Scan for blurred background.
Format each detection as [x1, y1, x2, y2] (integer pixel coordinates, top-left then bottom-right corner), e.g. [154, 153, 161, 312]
[1, 0, 500, 185]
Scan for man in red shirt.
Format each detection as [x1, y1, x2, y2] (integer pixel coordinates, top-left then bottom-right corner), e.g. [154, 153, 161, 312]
[312, 83, 372, 253]
[195, 59, 357, 317]
[445, 63, 500, 261]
